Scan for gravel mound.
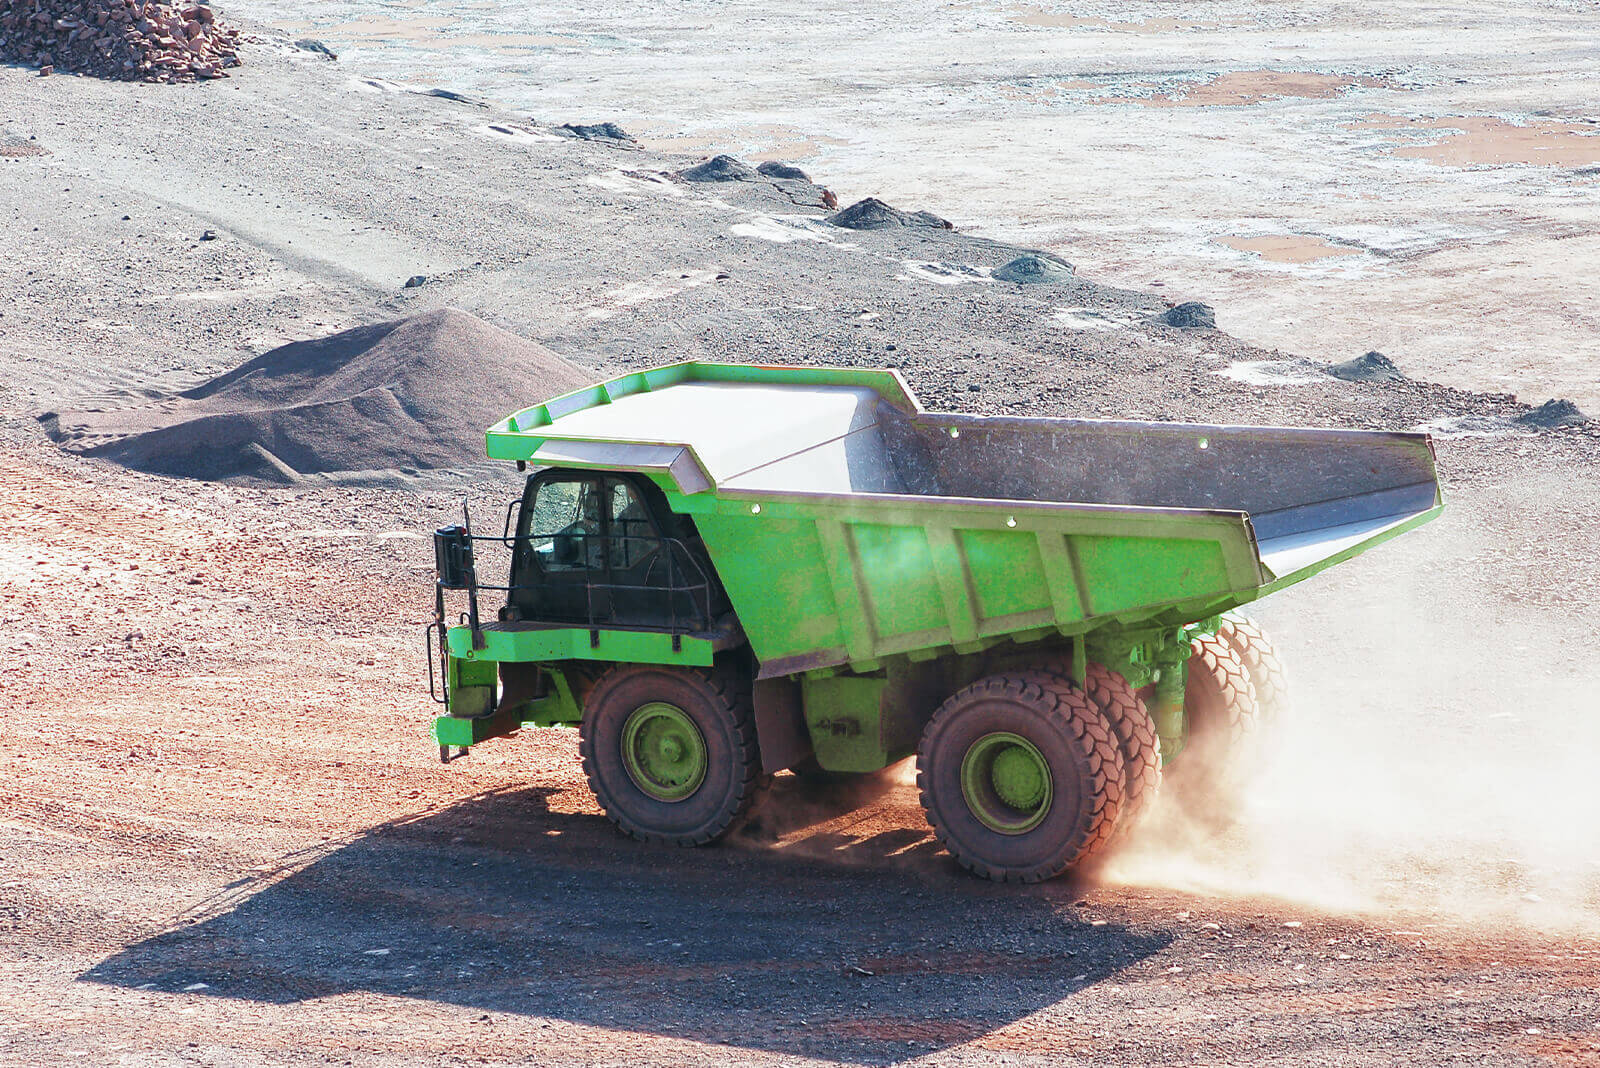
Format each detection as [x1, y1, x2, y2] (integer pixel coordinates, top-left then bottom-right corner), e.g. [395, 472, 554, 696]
[992, 254, 1074, 284]
[827, 197, 953, 231]
[1515, 398, 1588, 428]
[756, 161, 810, 181]
[41, 309, 592, 484]
[1158, 302, 1216, 329]
[678, 154, 757, 183]
[0, 0, 240, 82]
[1328, 350, 1405, 383]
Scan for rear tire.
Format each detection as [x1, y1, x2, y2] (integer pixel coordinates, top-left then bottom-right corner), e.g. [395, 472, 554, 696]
[1219, 616, 1290, 727]
[917, 672, 1124, 882]
[1166, 632, 1258, 821]
[1025, 658, 1163, 838]
[580, 664, 763, 846]
[1082, 664, 1162, 836]
[1184, 631, 1258, 758]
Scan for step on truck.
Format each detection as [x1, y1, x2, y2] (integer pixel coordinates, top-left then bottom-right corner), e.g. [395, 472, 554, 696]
[426, 362, 1442, 881]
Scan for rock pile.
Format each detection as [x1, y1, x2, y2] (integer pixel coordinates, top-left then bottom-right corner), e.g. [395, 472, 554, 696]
[1515, 398, 1588, 429]
[1327, 350, 1405, 383]
[992, 254, 1074, 285]
[828, 197, 953, 231]
[1158, 301, 1216, 329]
[556, 122, 634, 143]
[756, 161, 810, 181]
[0, 0, 240, 82]
[677, 154, 757, 183]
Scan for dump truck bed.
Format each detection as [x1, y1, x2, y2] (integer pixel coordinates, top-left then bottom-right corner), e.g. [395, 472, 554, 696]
[486, 363, 1441, 676]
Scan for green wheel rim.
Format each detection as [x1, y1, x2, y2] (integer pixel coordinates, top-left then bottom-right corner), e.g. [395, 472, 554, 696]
[620, 702, 708, 802]
[960, 731, 1053, 834]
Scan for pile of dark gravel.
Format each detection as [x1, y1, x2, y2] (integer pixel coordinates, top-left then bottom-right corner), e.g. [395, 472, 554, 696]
[1328, 351, 1406, 383]
[828, 197, 953, 231]
[40, 309, 594, 484]
[1157, 302, 1216, 329]
[677, 154, 757, 182]
[0, 0, 240, 82]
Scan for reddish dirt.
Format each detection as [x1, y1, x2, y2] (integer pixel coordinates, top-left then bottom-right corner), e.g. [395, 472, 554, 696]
[5, 442, 1600, 1066]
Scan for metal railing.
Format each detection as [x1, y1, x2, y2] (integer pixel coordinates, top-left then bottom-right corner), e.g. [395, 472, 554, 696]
[428, 514, 718, 704]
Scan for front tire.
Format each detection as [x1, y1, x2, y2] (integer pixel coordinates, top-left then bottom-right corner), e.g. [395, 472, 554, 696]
[917, 672, 1124, 882]
[579, 664, 763, 846]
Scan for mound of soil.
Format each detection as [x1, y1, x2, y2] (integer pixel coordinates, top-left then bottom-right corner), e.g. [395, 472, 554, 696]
[678, 154, 757, 182]
[827, 197, 953, 231]
[756, 161, 810, 181]
[1158, 302, 1216, 329]
[1328, 350, 1405, 383]
[40, 309, 592, 484]
[0, 0, 240, 82]
[992, 254, 1074, 284]
[1515, 398, 1588, 428]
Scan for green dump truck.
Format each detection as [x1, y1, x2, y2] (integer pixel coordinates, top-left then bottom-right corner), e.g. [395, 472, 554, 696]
[426, 361, 1442, 881]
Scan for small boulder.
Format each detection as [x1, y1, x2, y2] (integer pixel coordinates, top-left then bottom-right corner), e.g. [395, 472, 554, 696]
[1328, 350, 1405, 383]
[828, 197, 953, 231]
[677, 154, 757, 183]
[403, 275, 428, 289]
[1158, 302, 1216, 329]
[1515, 398, 1588, 428]
[992, 254, 1074, 284]
[756, 160, 810, 181]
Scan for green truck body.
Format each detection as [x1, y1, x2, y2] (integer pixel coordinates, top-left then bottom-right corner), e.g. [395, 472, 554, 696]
[426, 361, 1441, 878]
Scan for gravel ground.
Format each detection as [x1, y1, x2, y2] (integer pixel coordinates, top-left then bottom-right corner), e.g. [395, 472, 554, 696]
[2, 29, 1599, 1068]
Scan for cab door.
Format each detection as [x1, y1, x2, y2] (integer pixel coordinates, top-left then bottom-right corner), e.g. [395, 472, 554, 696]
[509, 470, 712, 630]
[510, 473, 606, 624]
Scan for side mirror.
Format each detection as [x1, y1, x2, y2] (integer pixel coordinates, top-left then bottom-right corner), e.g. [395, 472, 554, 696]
[434, 525, 475, 589]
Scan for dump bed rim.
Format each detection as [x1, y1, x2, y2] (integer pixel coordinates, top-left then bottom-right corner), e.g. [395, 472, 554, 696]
[486, 358, 1438, 456]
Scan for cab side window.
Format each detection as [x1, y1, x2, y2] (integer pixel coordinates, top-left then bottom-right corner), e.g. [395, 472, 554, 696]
[527, 477, 603, 572]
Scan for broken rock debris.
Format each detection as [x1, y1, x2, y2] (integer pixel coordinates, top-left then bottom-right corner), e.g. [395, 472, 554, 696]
[0, 0, 242, 82]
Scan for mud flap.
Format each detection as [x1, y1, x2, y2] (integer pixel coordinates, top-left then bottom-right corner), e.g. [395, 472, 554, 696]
[753, 677, 811, 774]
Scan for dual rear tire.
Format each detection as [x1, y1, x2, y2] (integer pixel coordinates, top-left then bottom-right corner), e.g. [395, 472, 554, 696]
[915, 665, 1158, 883]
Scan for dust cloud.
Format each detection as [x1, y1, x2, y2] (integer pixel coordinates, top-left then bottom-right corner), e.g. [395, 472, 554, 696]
[1100, 560, 1600, 936]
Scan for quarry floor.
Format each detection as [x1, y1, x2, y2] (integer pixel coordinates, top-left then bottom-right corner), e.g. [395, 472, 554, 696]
[3, 29, 1600, 1068]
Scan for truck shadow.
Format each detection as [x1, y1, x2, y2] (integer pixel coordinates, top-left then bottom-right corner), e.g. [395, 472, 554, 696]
[83, 782, 1172, 1064]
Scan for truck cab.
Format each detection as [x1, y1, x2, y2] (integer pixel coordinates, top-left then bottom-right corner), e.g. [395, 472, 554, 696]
[503, 468, 727, 633]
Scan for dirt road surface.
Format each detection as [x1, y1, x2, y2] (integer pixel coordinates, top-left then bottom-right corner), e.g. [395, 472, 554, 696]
[4, 443, 1598, 1066]
[3, 29, 1600, 1068]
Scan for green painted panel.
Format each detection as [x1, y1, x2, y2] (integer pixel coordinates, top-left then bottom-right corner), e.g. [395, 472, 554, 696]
[446, 655, 496, 718]
[957, 528, 1052, 620]
[851, 523, 947, 639]
[801, 674, 890, 772]
[433, 710, 518, 747]
[692, 513, 843, 662]
[445, 626, 714, 666]
[1074, 535, 1229, 615]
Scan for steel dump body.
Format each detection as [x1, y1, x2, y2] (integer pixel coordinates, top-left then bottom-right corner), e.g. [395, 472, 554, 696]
[483, 362, 1442, 678]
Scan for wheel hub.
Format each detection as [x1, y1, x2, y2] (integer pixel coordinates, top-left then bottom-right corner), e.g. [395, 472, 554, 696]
[620, 702, 708, 802]
[991, 746, 1046, 809]
[960, 731, 1053, 834]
